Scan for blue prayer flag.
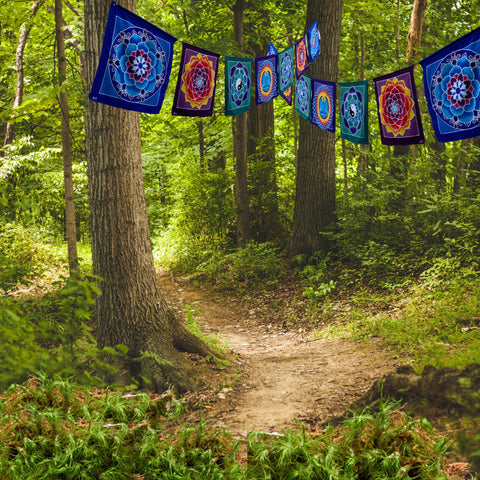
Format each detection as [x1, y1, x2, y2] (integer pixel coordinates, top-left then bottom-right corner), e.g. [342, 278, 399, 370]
[420, 26, 480, 142]
[255, 55, 279, 105]
[225, 56, 252, 116]
[307, 21, 320, 63]
[311, 78, 336, 132]
[295, 74, 312, 122]
[89, 1, 176, 114]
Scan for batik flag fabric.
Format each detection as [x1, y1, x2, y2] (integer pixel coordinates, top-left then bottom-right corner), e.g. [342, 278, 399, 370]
[307, 21, 320, 63]
[419, 26, 480, 142]
[89, 1, 176, 114]
[339, 80, 369, 144]
[295, 37, 310, 79]
[295, 74, 312, 122]
[225, 56, 252, 116]
[311, 78, 336, 132]
[270, 44, 293, 105]
[255, 55, 279, 105]
[373, 66, 424, 145]
[172, 43, 220, 117]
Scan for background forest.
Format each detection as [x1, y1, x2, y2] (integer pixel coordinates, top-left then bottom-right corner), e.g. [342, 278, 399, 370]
[1, 0, 480, 477]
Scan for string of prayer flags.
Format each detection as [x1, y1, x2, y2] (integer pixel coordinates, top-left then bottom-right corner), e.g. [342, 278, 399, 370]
[224, 56, 252, 116]
[255, 55, 279, 105]
[311, 78, 336, 132]
[307, 21, 320, 63]
[172, 43, 219, 117]
[295, 74, 312, 122]
[373, 66, 424, 145]
[295, 37, 310, 79]
[89, 1, 176, 114]
[419, 26, 480, 142]
[339, 80, 369, 144]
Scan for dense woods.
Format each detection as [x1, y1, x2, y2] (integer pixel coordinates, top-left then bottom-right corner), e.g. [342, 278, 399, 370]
[1, 0, 480, 476]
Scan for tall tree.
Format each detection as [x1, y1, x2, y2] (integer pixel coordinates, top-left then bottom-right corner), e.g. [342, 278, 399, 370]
[232, 0, 251, 246]
[55, 0, 78, 273]
[84, 0, 215, 393]
[3, 0, 43, 146]
[286, 0, 342, 257]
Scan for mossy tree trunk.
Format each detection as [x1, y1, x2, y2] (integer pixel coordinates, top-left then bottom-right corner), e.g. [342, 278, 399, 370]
[84, 0, 215, 393]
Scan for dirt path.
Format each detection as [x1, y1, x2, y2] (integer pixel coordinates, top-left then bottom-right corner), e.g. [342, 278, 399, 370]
[159, 275, 396, 440]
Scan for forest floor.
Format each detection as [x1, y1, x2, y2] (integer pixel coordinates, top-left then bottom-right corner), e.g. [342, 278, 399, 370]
[158, 273, 398, 439]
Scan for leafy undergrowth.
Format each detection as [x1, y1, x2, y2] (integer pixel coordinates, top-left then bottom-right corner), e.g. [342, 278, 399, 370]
[0, 374, 469, 479]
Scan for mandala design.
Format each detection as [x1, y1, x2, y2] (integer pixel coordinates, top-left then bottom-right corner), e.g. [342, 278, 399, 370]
[257, 61, 276, 102]
[296, 40, 307, 72]
[229, 62, 250, 106]
[341, 86, 364, 135]
[181, 54, 215, 108]
[308, 22, 320, 61]
[280, 52, 293, 89]
[313, 86, 333, 128]
[109, 27, 167, 102]
[430, 50, 480, 129]
[378, 77, 415, 136]
[296, 76, 310, 114]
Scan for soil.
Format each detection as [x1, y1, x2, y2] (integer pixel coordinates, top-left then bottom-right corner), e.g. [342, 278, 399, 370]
[158, 273, 397, 439]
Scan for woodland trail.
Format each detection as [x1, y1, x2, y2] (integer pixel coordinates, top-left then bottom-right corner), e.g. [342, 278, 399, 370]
[158, 274, 396, 441]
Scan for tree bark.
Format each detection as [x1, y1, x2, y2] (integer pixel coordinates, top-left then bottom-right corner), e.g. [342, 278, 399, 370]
[55, 0, 78, 273]
[246, 6, 281, 243]
[232, 0, 250, 246]
[84, 0, 215, 393]
[286, 0, 342, 257]
[4, 0, 43, 146]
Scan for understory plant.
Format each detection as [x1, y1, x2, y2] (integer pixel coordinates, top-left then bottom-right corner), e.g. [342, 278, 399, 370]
[247, 399, 451, 480]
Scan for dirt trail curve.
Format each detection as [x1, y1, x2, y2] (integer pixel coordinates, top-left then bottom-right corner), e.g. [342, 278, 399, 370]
[158, 274, 395, 440]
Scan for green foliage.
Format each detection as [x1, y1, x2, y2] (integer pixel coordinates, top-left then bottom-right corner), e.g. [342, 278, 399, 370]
[247, 400, 450, 479]
[196, 242, 287, 292]
[293, 252, 337, 299]
[0, 272, 126, 391]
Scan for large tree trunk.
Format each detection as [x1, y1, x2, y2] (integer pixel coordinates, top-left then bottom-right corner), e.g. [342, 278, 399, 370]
[84, 0, 215, 393]
[285, 0, 342, 257]
[55, 0, 78, 273]
[232, 0, 250, 246]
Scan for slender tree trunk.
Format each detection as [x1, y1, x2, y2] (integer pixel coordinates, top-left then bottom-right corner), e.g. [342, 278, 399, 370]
[85, 0, 215, 393]
[4, 0, 43, 146]
[286, 0, 342, 257]
[55, 0, 78, 273]
[246, 5, 281, 243]
[232, 0, 250, 246]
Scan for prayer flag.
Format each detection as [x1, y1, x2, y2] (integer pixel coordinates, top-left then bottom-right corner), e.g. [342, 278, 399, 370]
[255, 55, 279, 104]
[373, 66, 424, 145]
[172, 43, 220, 117]
[269, 44, 293, 105]
[307, 21, 320, 63]
[224, 56, 252, 116]
[420, 26, 480, 142]
[311, 78, 336, 132]
[295, 36, 310, 79]
[89, 1, 176, 114]
[339, 80, 369, 144]
[295, 74, 312, 122]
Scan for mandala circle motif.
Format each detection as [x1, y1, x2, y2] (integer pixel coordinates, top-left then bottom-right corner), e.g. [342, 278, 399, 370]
[379, 78, 415, 136]
[297, 42, 307, 71]
[280, 53, 292, 89]
[258, 61, 276, 101]
[230, 62, 250, 106]
[296, 77, 309, 113]
[110, 27, 166, 102]
[341, 87, 364, 134]
[309, 27, 320, 59]
[314, 87, 332, 128]
[182, 54, 215, 108]
[431, 50, 480, 129]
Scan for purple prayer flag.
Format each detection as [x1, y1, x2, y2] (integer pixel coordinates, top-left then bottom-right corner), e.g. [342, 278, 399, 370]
[311, 78, 336, 132]
[172, 43, 220, 117]
[255, 54, 279, 105]
[295, 36, 310, 79]
[373, 66, 425, 145]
